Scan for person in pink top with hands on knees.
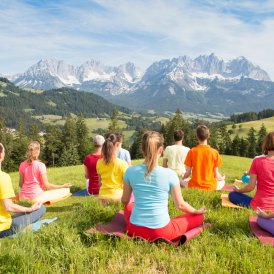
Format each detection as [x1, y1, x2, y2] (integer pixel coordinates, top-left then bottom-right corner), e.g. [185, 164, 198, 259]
[228, 132, 274, 211]
[19, 141, 72, 204]
[0, 143, 46, 238]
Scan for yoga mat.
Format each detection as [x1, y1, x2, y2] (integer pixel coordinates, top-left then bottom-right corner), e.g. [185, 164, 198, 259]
[249, 216, 274, 246]
[86, 210, 211, 246]
[44, 193, 72, 205]
[72, 189, 91, 196]
[221, 194, 244, 209]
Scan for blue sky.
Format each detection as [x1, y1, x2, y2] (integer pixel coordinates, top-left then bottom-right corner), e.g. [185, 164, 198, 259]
[1, 0, 274, 79]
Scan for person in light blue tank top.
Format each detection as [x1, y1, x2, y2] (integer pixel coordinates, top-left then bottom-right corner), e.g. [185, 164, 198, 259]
[122, 131, 206, 241]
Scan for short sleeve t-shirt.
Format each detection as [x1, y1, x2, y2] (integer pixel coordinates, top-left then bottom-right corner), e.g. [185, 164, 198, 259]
[184, 145, 222, 190]
[19, 160, 47, 200]
[124, 165, 179, 228]
[84, 154, 102, 195]
[163, 145, 190, 174]
[96, 158, 128, 200]
[0, 171, 15, 232]
[117, 148, 131, 164]
[249, 155, 274, 211]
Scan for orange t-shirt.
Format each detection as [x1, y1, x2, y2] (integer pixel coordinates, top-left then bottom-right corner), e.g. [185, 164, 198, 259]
[184, 145, 222, 190]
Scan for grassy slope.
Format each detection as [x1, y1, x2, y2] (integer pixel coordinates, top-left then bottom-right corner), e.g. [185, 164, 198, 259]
[1, 156, 273, 273]
[227, 116, 274, 138]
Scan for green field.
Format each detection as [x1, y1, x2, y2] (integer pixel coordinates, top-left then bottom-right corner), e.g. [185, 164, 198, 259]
[228, 116, 274, 138]
[1, 155, 273, 273]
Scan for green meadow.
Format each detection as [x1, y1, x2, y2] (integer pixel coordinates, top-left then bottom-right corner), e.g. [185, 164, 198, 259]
[1, 156, 273, 273]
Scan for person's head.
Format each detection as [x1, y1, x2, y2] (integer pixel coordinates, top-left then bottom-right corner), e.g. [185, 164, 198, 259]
[27, 141, 41, 163]
[0, 143, 5, 163]
[262, 132, 274, 153]
[196, 125, 210, 142]
[115, 133, 123, 148]
[174, 130, 184, 142]
[141, 131, 164, 176]
[102, 133, 120, 164]
[93, 135, 105, 148]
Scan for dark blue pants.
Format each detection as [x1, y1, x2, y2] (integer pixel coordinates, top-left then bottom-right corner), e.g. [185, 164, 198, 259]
[228, 192, 252, 208]
[0, 205, 46, 238]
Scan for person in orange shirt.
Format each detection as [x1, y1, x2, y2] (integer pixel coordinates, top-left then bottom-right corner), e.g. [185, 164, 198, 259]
[181, 125, 225, 191]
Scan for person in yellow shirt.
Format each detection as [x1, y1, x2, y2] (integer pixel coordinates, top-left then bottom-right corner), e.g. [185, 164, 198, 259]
[0, 143, 46, 238]
[96, 133, 128, 203]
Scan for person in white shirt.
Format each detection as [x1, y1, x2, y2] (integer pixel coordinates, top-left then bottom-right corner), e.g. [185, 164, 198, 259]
[163, 130, 190, 178]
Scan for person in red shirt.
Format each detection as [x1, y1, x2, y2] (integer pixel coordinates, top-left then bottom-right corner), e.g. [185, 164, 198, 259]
[84, 135, 105, 195]
[181, 125, 225, 191]
[229, 132, 274, 211]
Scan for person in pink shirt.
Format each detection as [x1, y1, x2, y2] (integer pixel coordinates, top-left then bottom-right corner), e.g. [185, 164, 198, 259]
[84, 135, 105, 195]
[228, 132, 274, 211]
[19, 141, 71, 203]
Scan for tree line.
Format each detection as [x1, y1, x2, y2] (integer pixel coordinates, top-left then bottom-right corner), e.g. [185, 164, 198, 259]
[230, 109, 274, 123]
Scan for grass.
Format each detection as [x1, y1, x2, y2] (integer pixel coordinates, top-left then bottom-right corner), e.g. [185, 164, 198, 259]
[227, 116, 274, 138]
[1, 156, 273, 273]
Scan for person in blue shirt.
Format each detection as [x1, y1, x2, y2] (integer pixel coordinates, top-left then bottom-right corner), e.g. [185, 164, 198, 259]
[116, 133, 131, 165]
[121, 131, 205, 241]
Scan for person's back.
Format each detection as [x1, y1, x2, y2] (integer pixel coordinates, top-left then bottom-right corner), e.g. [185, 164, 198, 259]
[117, 147, 131, 165]
[124, 164, 177, 228]
[185, 144, 221, 190]
[164, 145, 189, 175]
[19, 160, 46, 200]
[249, 155, 274, 210]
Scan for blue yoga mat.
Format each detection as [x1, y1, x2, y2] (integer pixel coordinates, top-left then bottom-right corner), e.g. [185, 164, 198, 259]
[72, 189, 90, 196]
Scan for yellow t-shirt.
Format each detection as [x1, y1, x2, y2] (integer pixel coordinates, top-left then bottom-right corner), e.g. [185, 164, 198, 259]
[96, 158, 128, 200]
[0, 170, 15, 232]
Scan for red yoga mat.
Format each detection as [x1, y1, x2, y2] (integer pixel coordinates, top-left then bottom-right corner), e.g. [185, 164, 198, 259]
[86, 210, 211, 246]
[249, 216, 274, 246]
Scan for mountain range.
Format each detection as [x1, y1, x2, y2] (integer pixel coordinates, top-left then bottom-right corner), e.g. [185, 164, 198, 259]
[3, 53, 274, 115]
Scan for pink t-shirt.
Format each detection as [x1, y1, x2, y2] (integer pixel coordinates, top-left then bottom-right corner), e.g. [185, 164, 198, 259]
[249, 155, 274, 211]
[19, 160, 47, 200]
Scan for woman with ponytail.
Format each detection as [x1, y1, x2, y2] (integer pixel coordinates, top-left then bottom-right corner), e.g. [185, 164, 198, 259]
[19, 141, 71, 203]
[121, 131, 206, 241]
[96, 133, 128, 202]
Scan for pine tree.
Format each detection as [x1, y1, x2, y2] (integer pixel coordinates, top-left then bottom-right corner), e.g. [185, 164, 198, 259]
[108, 108, 120, 132]
[247, 127, 257, 158]
[59, 145, 80, 166]
[28, 123, 41, 143]
[239, 137, 248, 157]
[130, 128, 146, 159]
[76, 115, 92, 161]
[256, 123, 267, 154]
[44, 125, 63, 166]
[231, 135, 241, 156]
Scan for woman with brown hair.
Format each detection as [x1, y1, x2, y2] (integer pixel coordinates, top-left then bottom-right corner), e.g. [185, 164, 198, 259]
[121, 131, 205, 241]
[19, 141, 71, 203]
[96, 133, 128, 202]
[229, 132, 274, 210]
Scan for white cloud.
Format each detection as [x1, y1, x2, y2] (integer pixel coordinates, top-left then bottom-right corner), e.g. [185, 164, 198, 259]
[0, 0, 274, 79]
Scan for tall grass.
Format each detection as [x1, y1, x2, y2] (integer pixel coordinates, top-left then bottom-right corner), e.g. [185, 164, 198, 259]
[1, 156, 273, 273]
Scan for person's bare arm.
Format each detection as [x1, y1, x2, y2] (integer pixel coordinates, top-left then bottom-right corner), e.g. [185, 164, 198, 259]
[19, 173, 24, 188]
[162, 158, 168, 168]
[121, 181, 132, 204]
[256, 208, 274, 219]
[2, 198, 42, 213]
[171, 184, 206, 214]
[182, 166, 191, 180]
[234, 173, 256, 193]
[214, 167, 225, 181]
[41, 173, 71, 190]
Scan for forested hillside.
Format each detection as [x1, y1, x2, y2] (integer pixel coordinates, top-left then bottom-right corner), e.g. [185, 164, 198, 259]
[0, 78, 130, 128]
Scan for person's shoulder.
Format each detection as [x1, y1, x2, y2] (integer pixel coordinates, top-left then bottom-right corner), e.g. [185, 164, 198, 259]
[182, 145, 190, 151]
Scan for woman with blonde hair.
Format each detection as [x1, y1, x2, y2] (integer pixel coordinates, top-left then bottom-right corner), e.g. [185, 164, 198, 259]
[121, 131, 205, 241]
[19, 141, 71, 203]
[96, 133, 128, 203]
[0, 143, 46, 238]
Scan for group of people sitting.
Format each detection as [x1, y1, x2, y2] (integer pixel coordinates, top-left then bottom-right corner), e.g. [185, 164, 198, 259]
[0, 125, 273, 241]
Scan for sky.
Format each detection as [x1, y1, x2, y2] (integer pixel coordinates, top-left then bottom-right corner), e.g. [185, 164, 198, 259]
[1, 0, 274, 79]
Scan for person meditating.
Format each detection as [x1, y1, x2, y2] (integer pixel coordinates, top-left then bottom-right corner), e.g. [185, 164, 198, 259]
[163, 130, 190, 179]
[84, 135, 105, 195]
[181, 125, 225, 190]
[0, 143, 46, 238]
[256, 208, 274, 236]
[229, 132, 274, 211]
[96, 133, 128, 203]
[19, 141, 71, 204]
[121, 131, 205, 241]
